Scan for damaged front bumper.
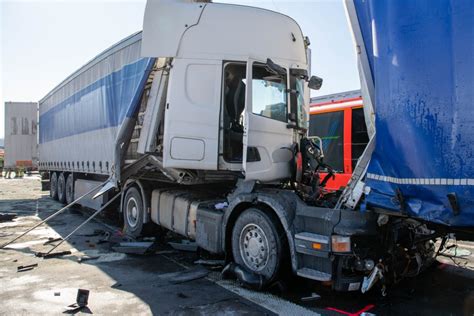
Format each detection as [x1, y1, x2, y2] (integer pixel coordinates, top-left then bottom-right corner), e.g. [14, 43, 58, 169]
[293, 204, 379, 292]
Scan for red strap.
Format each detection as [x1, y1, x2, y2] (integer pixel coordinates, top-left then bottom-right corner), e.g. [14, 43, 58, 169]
[326, 304, 375, 316]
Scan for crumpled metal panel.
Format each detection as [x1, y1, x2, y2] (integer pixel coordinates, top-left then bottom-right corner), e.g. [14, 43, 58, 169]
[353, 0, 474, 226]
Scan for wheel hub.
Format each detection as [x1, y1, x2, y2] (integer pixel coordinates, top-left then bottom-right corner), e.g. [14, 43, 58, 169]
[240, 223, 269, 272]
[126, 197, 139, 228]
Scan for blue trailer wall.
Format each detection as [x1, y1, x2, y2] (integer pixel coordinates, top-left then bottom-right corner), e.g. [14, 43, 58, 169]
[354, 0, 474, 226]
[38, 32, 155, 176]
[39, 58, 154, 144]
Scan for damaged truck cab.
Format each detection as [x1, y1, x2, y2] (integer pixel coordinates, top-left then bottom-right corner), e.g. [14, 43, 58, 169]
[137, 0, 376, 290]
[37, 0, 382, 292]
[140, 1, 310, 181]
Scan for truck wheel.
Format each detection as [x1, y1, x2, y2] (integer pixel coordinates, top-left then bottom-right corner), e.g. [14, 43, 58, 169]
[50, 172, 58, 200]
[57, 173, 67, 204]
[65, 174, 74, 205]
[231, 208, 284, 284]
[123, 187, 144, 237]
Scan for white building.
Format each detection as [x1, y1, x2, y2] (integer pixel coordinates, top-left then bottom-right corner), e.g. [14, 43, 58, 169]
[4, 102, 38, 169]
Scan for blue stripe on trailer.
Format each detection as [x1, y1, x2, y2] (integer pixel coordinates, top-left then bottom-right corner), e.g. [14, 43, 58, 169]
[39, 58, 155, 144]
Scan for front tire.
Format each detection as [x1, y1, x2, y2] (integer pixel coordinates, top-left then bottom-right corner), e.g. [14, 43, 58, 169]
[231, 208, 284, 284]
[50, 172, 58, 200]
[123, 187, 144, 238]
[57, 173, 67, 204]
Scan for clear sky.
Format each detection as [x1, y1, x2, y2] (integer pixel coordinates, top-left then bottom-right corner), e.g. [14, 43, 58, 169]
[0, 0, 360, 139]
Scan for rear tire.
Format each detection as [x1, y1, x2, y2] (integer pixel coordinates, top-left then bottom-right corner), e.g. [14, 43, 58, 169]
[231, 207, 285, 284]
[65, 173, 74, 205]
[50, 172, 58, 200]
[123, 187, 144, 238]
[57, 173, 66, 204]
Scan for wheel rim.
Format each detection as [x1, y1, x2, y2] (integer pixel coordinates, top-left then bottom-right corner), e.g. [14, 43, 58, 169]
[126, 197, 139, 228]
[239, 223, 269, 272]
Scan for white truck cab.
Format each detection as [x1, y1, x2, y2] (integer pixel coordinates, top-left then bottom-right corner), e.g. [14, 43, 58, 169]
[141, 0, 314, 182]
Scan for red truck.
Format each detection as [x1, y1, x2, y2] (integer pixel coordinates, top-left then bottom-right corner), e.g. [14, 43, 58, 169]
[309, 90, 369, 191]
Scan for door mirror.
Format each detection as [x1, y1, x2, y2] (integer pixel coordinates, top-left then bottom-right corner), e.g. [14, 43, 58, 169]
[308, 75, 323, 90]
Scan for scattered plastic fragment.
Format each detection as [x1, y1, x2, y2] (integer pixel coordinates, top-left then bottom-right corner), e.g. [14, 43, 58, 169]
[77, 255, 101, 263]
[0, 213, 17, 222]
[194, 259, 225, 267]
[35, 250, 72, 259]
[301, 292, 321, 302]
[43, 237, 62, 246]
[64, 289, 91, 314]
[159, 267, 210, 284]
[17, 263, 38, 272]
[169, 240, 197, 252]
[112, 242, 155, 255]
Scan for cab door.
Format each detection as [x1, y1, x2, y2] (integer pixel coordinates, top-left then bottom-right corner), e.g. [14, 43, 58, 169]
[162, 58, 222, 170]
[243, 59, 294, 182]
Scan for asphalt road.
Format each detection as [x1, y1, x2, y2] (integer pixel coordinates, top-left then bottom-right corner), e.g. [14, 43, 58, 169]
[1, 176, 473, 315]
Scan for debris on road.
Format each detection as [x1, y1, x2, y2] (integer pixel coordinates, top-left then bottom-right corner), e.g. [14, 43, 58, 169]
[17, 263, 38, 272]
[194, 259, 225, 267]
[0, 213, 17, 222]
[76, 289, 89, 307]
[43, 237, 62, 245]
[112, 242, 155, 255]
[78, 229, 105, 237]
[301, 293, 321, 302]
[64, 289, 91, 314]
[77, 255, 101, 263]
[35, 250, 72, 259]
[155, 250, 177, 255]
[159, 267, 210, 284]
[169, 240, 197, 252]
[222, 263, 265, 290]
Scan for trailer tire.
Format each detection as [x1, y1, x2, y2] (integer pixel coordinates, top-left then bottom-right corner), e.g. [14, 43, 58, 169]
[50, 172, 58, 200]
[123, 187, 144, 238]
[57, 173, 67, 204]
[65, 174, 74, 205]
[231, 207, 284, 284]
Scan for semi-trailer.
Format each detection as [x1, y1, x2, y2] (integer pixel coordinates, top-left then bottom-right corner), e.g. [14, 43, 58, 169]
[38, 0, 473, 293]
